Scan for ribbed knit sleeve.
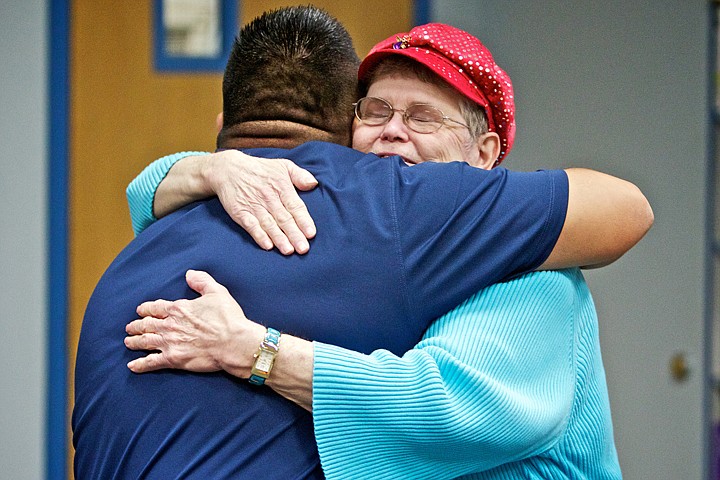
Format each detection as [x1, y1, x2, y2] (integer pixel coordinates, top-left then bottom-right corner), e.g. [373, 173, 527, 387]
[126, 151, 209, 236]
[312, 270, 578, 480]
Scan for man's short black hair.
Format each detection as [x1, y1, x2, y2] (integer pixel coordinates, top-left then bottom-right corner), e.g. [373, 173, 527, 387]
[220, 6, 360, 146]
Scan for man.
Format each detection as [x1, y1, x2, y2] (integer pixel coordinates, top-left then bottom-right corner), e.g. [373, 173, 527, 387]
[73, 7, 649, 479]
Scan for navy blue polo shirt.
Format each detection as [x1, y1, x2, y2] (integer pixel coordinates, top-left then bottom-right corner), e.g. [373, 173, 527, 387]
[73, 141, 567, 479]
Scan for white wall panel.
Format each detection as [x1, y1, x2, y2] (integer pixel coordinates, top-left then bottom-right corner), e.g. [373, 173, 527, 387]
[433, 1, 707, 477]
[0, 0, 49, 478]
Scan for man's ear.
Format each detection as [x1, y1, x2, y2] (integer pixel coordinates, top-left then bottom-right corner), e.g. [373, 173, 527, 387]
[215, 112, 223, 133]
[470, 132, 501, 170]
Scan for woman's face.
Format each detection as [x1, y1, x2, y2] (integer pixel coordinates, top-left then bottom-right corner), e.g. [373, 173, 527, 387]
[351, 74, 482, 167]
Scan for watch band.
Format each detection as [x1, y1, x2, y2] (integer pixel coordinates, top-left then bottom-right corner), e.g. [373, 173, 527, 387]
[248, 327, 281, 385]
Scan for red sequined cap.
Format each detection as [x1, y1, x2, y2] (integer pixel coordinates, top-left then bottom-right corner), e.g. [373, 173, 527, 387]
[359, 23, 516, 164]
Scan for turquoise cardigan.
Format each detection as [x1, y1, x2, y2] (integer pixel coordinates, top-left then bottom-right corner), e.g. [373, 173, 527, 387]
[127, 154, 621, 479]
[314, 269, 621, 479]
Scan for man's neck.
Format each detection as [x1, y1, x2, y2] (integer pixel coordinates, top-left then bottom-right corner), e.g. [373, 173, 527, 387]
[218, 120, 346, 150]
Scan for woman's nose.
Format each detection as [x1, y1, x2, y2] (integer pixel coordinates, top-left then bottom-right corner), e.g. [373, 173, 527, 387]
[380, 111, 409, 142]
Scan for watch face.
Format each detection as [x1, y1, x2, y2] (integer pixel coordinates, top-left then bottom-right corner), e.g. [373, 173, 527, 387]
[254, 350, 274, 373]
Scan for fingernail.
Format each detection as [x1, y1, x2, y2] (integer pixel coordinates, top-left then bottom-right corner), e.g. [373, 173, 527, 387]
[298, 240, 309, 254]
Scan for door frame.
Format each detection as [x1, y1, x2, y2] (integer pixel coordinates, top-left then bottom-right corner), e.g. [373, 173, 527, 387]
[47, 0, 70, 478]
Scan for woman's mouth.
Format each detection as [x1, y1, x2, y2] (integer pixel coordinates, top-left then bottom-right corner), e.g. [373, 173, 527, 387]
[375, 152, 415, 165]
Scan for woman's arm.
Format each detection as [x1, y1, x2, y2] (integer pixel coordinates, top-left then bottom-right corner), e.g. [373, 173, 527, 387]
[124, 269, 578, 477]
[136, 154, 652, 268]
[126, 151, 319, 254]
[126, 151, 207, 235]
[124, 270, 315, 410]
[312, 270, 578, 478]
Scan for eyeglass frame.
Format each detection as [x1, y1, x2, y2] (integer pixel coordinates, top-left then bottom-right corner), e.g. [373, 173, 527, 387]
[352, 96, 471, 134]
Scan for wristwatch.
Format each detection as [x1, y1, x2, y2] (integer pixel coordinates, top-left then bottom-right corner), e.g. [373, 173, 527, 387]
[248, 327, 281, 385]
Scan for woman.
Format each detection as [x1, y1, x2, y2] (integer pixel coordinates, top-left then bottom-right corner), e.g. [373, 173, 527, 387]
[125, 23, 638, 478]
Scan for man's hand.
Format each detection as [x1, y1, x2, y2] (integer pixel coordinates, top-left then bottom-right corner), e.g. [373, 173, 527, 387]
[203, 151, 318, 255]
[124, 269, 265, 375]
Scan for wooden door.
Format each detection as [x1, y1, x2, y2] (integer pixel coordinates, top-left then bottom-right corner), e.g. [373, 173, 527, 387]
[68, 0, 412, 475]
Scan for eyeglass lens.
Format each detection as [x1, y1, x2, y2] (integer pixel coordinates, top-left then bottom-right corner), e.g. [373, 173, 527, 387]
[355, 97, 445, 133]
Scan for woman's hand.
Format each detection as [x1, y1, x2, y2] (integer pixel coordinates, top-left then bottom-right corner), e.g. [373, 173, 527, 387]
[124, 269, 265, 376]
[203, 151, 319, 255]
[153, 151, 319, 255]
[125, 269, 315, 411]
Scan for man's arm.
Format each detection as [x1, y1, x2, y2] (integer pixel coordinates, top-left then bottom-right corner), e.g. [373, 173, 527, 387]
[540, 168, 653, 270]
[130, 152, 652, 269]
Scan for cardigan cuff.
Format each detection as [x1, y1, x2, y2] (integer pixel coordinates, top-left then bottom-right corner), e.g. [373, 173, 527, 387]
[126, 151, 209, 235]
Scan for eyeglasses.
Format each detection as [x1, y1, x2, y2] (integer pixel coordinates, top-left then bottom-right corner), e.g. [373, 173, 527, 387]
[353, 96, 470, 134]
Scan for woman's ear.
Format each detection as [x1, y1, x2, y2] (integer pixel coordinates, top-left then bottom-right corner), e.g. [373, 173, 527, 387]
[469, 132, 501, 170]
[215, 112, 224, 133]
